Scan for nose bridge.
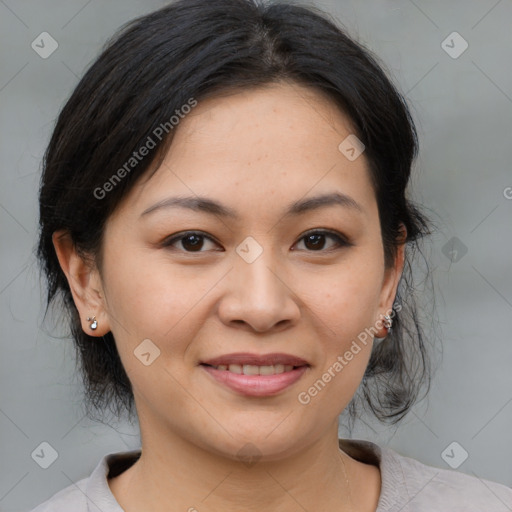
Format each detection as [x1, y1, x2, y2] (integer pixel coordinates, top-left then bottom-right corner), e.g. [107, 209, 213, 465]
[234, 236, 284, 301]
[218, 235, 299, 331]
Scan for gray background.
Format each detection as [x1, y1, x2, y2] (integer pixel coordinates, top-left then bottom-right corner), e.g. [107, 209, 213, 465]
[1, 0, 511, 510]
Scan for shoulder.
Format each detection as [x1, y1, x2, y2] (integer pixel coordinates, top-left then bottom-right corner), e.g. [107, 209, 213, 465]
[339, 439, 512, 511]
[380, 445, 512, 511]
[27, 448, 140, 512]
[28, 477, 88, 512]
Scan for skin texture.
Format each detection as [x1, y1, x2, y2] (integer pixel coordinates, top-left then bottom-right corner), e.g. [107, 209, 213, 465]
[53, 81, 405, 512]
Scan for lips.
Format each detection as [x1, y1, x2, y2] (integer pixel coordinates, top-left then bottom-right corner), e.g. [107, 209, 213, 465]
[199, 352, 310, 396]
[201, 364, 308, 396]
[200, 352, 310, 367]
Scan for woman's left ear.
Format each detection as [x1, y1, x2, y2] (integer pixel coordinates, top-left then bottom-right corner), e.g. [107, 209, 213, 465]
[376, 223, 407, 337]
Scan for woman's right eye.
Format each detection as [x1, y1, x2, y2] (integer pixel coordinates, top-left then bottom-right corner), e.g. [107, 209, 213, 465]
[162, 231, 221, 253]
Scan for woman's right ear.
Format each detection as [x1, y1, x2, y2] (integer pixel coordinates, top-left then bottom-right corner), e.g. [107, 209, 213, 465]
[52, 230, 110, 336]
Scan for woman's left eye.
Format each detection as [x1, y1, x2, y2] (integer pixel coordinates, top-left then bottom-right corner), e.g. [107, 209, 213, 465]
[162, 229, 350, 254]
[293, 230, 350, 252]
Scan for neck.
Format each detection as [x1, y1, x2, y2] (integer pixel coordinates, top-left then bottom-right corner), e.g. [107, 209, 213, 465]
[108, 421, 374, 512]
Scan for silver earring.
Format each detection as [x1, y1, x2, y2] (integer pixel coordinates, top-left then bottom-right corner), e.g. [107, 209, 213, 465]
[87, 316, 98, 330]
[383, 314, 393, 331]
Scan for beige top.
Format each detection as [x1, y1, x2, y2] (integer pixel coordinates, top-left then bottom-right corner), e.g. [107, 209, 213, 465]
[29, 438, 512, 511]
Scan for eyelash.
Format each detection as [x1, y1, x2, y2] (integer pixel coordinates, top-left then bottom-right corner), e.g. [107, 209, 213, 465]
[161, 229, 352, 254]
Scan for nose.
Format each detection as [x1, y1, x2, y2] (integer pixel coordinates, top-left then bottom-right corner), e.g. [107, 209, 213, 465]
[217, 248, 301, 333]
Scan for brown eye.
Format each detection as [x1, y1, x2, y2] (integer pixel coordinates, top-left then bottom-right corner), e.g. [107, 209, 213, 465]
[181, 233, 204, 251]
[294, 230, 351, 252]
[163, 231, 220, 252]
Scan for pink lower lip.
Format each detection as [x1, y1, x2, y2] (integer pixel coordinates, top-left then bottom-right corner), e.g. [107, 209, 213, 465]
[201, 364, 308, 397]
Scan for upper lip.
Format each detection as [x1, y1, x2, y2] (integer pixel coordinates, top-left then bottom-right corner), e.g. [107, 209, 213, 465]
[201, 352, 310, 367]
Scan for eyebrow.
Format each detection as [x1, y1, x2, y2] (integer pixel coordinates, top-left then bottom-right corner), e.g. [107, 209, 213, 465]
[140, 192, 364, 219]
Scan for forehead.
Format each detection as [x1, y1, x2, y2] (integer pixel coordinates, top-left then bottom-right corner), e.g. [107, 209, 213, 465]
[116, 81, 377, 223]
[173, 81, 355, 159]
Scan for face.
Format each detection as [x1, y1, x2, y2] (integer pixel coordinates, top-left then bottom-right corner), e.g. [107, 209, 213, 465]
[59, 81, 404, 461]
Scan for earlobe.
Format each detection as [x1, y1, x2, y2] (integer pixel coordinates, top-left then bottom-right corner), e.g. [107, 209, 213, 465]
[376, 224, 407, 337]
[52, 230, 110, 336]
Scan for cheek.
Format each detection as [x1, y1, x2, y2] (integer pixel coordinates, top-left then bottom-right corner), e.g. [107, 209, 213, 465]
[101, 245, 195, 347]
[301, 260, 382, 340]
[293, 256, 382, 400]
[296, 273, 377, 412]
[101, 243, 231, 377]
[99, 233, 192, 375]
[100, 248, 206, 403]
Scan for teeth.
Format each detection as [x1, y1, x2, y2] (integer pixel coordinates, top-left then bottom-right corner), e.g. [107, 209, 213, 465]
[209, 364, 296, 375]
[259, 365, 275, 376]
[243, 364, 261, 375]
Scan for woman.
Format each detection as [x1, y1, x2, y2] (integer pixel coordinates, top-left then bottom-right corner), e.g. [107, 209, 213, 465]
[32, 0, 512, 510]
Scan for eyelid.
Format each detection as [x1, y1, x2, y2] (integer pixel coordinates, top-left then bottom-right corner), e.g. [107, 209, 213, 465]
[298, 228, 352, 245]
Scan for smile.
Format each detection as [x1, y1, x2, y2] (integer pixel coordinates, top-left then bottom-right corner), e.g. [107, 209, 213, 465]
[200, 364, 308, 397]
[203, 363, 298, 375]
